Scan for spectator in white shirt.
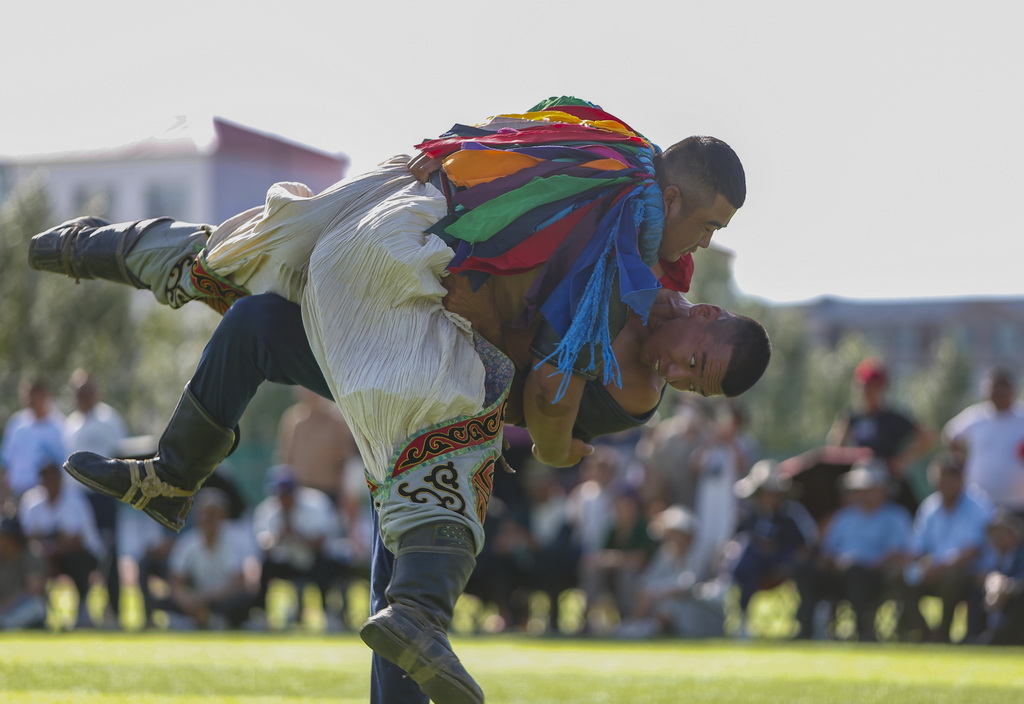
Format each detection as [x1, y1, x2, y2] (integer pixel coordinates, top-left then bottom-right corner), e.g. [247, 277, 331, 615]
[944, 367, 1024, 516]
[252, 466, 344, 627]
[19, 462, 104, 628]
[64, 370, 128, 628]
[166, 489, 255, 629]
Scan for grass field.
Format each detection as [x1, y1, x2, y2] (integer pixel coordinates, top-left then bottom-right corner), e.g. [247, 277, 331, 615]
[0, 632, 1021, 704]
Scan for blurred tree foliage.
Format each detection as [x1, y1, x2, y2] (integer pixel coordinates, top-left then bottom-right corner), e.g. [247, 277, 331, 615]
[0, 178, 138, 418]
[0, 180, 288, 500]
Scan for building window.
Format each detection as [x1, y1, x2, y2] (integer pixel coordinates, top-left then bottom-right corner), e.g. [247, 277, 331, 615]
[145, 182, 188, 218]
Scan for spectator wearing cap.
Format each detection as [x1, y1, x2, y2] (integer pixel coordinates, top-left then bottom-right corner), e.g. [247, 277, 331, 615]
[0, 517, 47, 630]
[794, 459, 912, 641]
[828, 358, 933, 515]
[164, 488, 256, 629]
[618, 505, 726, 639]
[897, 452, 993, 642]
[18, 462, 104, 629]
[966, 509, 1024, 646]
[1, 378, 67, 503]
[252, 466, 347, 629]
[729, 460, 817, 638]
[975, 509, 1024, 645]
[943, 367, 1024, 518]
[579, 481, 657, 634]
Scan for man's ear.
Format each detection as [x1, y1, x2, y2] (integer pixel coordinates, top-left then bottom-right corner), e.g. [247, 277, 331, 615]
[692, 303, 724, 319]
[662, 184, 682, 218]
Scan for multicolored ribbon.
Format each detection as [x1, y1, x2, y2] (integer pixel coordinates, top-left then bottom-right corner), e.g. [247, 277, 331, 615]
[417, 97, 684, 398]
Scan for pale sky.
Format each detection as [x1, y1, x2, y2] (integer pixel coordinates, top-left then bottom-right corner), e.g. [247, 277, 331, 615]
[4, 0, 1021, 304]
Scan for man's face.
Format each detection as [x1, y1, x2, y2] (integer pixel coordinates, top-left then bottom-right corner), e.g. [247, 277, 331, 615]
[658, 189, 737, 262]
[27, 389, 50, 418]
[986, 377, 1015, 411]
[278, 488, 296, 511]
[640, 302, 733, 397]
[860, 378, 886, 403]
[859, 485, 887, 510]
[75, 382, 98, 412]
[40, 466, 61, 499]
[197, 504, 225, 535]
[937, 470, 963, 503]
[989, 525, 1020, 554]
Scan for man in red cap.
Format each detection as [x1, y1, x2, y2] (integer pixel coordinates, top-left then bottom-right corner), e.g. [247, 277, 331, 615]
[829, 358, 933, 514]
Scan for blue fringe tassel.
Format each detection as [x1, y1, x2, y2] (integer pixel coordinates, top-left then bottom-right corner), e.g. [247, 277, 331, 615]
[637, 147, 664, 266]
[536, 234, 622, 402]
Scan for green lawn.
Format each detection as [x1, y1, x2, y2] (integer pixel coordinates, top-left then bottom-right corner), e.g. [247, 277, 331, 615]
[0, 632, 1020, 704]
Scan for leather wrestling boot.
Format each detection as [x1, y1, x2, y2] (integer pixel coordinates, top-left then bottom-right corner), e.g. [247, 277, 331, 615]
[360, 522, 484, 704]
[64, 385, 235, 533]
[28, 216, 170, 286]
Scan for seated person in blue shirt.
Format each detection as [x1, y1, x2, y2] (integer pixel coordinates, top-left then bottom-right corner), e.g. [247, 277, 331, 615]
[976, 509, 1024, 645]
[794, 459, 912, 641]
[897, 452, 992, 642]
[729, 459, 817, 638]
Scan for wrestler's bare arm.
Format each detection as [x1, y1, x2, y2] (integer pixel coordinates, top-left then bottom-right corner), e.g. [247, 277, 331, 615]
[523, 363, 593, 467]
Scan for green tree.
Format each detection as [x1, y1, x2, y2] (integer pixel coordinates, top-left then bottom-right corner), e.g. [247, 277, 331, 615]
[0, 179, 136, 419]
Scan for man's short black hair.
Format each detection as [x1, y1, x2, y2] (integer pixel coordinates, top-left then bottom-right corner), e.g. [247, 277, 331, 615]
[657, 136, 746, 209]
[721, 314, 770, 398]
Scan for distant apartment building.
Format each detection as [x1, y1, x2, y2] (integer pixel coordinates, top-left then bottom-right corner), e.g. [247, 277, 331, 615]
[0, 116, 348, 225]
[793, 295, 1024, 381]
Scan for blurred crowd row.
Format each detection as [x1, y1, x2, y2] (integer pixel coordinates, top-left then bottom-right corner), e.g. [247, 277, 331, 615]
[1, 358, 1023, 645]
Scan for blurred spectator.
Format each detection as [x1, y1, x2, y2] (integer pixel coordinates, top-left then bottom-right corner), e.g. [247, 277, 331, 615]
[567, 446, 621, 574]
[471, 466, 579, 634]
[164, 489, 256, 629]
[64, 369, 128, 628]
[829, 358, 932, 514]
[897, 452, 993, 642]
[975, 509, 1024, 645]
[0, 517, 47, 630]
[689, 402, 755, 580]
[471, 499, 533, 632]
[729, 460, 817, 638]
[618, 505, 725, 639]
[1, 378, 67, 503]
[118, 509, 177, 629]
[636, 398, 708, 512]
[522, 467, 578, 633]
[19, 462, 104, 629]
[64, 370, 128, 459]
[943, 367, 1024, 518]
[794, 459, 912, 641]
[252, 466, 349, 629]
[276, 388, 362, 542]
[579, 483, 656, 633]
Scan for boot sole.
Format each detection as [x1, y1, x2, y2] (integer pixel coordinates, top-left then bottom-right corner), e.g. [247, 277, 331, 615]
[63, 460, 187, 533]
[360, 618, 484, 704]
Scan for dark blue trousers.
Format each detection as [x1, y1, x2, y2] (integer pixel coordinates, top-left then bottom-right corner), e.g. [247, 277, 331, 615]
[190, 293, 427, 704]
